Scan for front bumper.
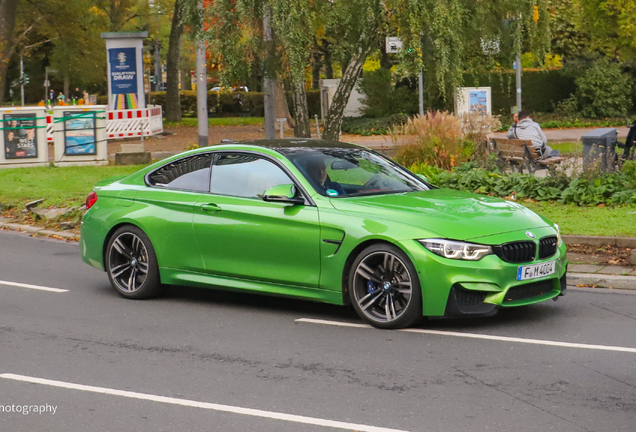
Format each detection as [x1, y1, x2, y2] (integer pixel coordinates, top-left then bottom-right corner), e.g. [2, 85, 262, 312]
[399, 229, 568, 317]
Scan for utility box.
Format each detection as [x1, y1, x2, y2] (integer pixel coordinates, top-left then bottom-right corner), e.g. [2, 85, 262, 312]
[581, 128, 617, 172]
[53, 105, 109, 166]
[319, 79, 363, 123]
[0, 107, 49, 168]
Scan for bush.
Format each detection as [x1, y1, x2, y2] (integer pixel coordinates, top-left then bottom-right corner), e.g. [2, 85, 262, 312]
[358, 69, 418, 118]
[408, 160, 636, 207]
[574, 59, 632, 118]
[392, 111, 475, 169]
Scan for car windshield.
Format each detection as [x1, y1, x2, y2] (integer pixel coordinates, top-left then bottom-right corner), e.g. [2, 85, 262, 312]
[279, 147, 429, 197]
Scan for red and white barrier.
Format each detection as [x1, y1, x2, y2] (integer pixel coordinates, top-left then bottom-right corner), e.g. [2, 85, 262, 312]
[46, 105, 163, 142]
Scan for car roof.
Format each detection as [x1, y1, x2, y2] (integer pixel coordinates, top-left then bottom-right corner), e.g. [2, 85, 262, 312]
[212, 139, 364, 150]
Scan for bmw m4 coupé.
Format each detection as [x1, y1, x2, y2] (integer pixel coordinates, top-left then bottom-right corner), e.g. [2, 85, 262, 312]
[80, 140, 567, 329]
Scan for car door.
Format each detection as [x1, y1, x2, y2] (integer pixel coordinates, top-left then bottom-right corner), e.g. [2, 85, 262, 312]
[136, 153, 214, 272]
[193, 152, 321, 287]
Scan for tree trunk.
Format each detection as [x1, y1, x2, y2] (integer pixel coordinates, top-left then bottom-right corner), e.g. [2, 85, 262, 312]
[311, 47, 321, 89]
[323, 40, 333, 79]
[289, 80, 310, 137]
[322, 40, 374, 141]
[63, 71, 69, 102]
[166, 0, 184, 121]
[0, 0, 19, 105]
[180, 63, 191, 91]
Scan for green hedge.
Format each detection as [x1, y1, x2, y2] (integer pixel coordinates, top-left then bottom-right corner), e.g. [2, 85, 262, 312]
[97, 90, 321, 118]
[462, 70, 577, 115]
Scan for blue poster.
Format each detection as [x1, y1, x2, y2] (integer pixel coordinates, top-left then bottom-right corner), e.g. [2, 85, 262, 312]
[64, 112, 96, 155]
[108, 47, 139, 109]
[469, 90, 488, 114]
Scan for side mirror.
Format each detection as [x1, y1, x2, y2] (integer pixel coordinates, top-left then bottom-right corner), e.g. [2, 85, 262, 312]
[416, 174, 428, 183]
[262, 184, 305, 205]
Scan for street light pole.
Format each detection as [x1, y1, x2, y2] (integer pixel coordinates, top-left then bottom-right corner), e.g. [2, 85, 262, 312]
[19, 38, 55, 107]
[20, 52, 25, 107]
[263, 6, 276, 140]
[196, 0, 208, 147]
[516, 52, 522, 112]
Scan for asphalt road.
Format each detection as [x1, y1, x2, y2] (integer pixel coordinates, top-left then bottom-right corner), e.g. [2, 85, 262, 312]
[1, 229, 635, 432]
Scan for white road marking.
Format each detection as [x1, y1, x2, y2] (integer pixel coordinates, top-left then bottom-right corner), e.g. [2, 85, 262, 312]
[296, 318, 636, 354]
[0, 280, 68, 293]
[0, 373, 409, 432]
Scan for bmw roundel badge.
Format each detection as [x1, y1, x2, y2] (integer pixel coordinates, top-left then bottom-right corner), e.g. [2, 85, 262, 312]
[525, 231, 535, 239]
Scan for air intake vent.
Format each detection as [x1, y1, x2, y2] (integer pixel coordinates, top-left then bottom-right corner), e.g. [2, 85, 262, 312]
[504, 280, 555, 303]
[494, 241, 536, 263]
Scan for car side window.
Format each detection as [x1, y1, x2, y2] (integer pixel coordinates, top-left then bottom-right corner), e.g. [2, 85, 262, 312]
[147, 154, 213, 192]
[210, 154, 293, 198]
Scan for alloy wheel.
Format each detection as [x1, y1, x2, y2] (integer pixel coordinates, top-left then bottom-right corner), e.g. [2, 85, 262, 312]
[107, 232, 150, 294]
[352, 251, 413, 323]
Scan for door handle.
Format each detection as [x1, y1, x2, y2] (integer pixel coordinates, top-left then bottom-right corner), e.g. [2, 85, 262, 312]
[200, 203, 221, 212]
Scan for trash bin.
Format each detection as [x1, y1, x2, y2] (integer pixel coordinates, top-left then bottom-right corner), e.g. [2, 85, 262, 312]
[581, 128, 617, 172]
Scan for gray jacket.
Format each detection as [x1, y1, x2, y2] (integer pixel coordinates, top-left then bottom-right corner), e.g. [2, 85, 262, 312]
[507, 118, 552, 158]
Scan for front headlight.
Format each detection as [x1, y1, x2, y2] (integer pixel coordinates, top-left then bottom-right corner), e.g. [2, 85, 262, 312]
[419, 239, 493, 261]
[554, 223, 562, 246]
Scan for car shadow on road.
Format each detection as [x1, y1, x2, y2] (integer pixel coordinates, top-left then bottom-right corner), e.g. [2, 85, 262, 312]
[158, 284, 358, 321]
[417, 302, 564, 331]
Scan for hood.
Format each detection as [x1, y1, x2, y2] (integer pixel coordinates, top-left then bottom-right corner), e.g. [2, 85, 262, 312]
[515, 118, 537, 130]
[329, 189, 550, 241]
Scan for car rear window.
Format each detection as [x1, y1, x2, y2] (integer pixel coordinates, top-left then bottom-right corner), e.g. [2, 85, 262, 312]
[147, 154, 213, 192]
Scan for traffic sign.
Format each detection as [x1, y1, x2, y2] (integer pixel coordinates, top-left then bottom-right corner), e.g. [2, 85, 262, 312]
[385, 37, 402, 54]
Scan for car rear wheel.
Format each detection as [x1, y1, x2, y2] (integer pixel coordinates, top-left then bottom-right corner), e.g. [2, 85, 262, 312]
[349, 244, 422, 329]
[106, 226, 161, 299]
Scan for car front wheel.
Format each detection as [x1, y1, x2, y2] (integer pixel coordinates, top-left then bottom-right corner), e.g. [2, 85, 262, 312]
[349, 244, 422, 329]
[106, 226, 161, 299]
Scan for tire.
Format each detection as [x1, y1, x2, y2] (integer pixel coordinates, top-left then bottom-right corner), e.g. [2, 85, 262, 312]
[105, 225, 161, 299]
[348, 244, 422, 329]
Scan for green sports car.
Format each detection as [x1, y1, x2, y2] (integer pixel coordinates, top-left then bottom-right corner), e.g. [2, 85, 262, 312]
[80, 139, 567, 329]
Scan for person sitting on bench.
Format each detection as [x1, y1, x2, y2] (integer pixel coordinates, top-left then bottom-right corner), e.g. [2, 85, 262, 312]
[507, 110, 559, 159]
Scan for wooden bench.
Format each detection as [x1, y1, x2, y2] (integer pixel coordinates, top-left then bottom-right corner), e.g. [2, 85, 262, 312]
[489, 138, 528, 173]
[490, 138, 565, 174]
[523, 144, 565, 174]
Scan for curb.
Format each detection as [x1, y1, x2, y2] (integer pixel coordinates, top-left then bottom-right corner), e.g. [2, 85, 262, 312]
[563, 235, 636, 248]
[568, 272, 636, 290]
[0, 221, 79, 241]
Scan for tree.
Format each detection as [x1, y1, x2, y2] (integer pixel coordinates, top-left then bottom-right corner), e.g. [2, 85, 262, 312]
[576, 0, 636, 61]
[184, 0, 551, 141]
[0, 0, 19, 104]
[166, 0, 185, 121]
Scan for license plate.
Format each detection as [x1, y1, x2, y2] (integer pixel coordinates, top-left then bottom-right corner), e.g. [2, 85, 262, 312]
[517, 260, 556, 281]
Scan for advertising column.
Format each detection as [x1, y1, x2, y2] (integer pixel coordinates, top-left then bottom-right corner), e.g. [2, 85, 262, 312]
[0, 107, 48, 168]
[53, 106, 108, 166]
[101, 32, 148, 110]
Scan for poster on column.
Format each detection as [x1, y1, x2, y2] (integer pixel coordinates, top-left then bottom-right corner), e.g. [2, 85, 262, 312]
[3, 113, 38, 159]
[469, 90, 488, 115]
[64, 112, 97, 155]
[108, 47, 139, 109]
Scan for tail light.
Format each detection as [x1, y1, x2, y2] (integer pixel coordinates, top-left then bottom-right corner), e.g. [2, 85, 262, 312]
[86, 192, 98, 209]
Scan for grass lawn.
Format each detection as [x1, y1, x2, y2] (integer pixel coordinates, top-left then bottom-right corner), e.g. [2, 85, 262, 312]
[164, 117, 264, 128]
[522, 201, 636, 237]
[2, 164, 636, 237]
[0, 165, 148, 208]
[550, 142, 581, 156]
